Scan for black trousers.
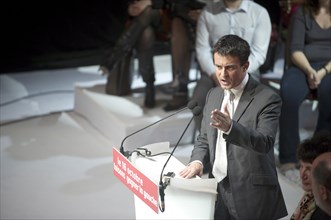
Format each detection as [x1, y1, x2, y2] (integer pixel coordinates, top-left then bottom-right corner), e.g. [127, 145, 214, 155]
[214, 176, 239, 220]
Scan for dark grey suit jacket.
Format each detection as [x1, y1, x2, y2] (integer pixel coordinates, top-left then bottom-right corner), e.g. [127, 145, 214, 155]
[190, 76, 288, 219]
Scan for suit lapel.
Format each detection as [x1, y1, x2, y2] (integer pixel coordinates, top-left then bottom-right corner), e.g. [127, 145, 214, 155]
[233, 76, 257, 122]
[210, 77, 257, 159]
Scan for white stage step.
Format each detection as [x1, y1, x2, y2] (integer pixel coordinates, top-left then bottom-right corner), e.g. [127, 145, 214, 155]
[74, 81, 196, 152]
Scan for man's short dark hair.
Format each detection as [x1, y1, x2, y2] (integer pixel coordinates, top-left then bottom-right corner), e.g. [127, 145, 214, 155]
[212, 34, 250, 65]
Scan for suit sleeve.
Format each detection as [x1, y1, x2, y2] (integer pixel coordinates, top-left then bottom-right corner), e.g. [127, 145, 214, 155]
[189, 89, 213, 165]
[225, 89, 281, 154]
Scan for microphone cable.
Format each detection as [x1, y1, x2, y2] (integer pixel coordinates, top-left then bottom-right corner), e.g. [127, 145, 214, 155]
[158, 105, 202, 212]
[120, 100, 198, 157]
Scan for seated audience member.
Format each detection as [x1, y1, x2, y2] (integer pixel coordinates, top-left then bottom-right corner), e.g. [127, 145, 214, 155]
[100, 0, 205, 110]
[191, 0, 272, 132]
[311, 151, 331, 218]
[278, 0, 331, 175]
[291, 131, 331, 220]
[162, 0, 205, 111]
[280, 0, 304, 32]
[99, 0, 162, 108]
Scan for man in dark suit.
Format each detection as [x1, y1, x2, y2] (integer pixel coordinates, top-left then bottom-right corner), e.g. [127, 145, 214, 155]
[180, 35, 287, 219]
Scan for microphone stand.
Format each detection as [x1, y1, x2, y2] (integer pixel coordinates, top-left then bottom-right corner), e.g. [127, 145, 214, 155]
[158, 106, 201, 212]
[120, 100, 198, 158]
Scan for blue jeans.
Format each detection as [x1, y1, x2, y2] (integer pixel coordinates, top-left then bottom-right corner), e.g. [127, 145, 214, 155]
[278, 63, 331, 164]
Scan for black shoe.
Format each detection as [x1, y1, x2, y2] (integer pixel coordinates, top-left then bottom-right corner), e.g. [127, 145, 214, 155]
[163, 94, 188, 111]
[160, 77, 179, 95]
[160, 84, 178, 95]
[98, 65, 110, 75]
[144, 85, 155, 108]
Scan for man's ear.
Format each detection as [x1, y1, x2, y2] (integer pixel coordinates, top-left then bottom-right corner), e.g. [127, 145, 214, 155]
[319, 185, 328, 200]
[243, 61, 249, 71]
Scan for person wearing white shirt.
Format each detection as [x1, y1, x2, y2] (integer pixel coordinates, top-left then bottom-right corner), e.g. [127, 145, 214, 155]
[180, 34, 286, 220]
[192, 0, 271, 131]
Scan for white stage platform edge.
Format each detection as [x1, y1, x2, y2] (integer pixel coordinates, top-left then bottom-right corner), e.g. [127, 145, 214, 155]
[74, 82, 196, 152]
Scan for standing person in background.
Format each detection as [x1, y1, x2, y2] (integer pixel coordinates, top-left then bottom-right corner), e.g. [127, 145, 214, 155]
[191, 0, 272, 132]
[180, 35, 287, 220]
[291, 131, 331, 220]
[278, 0, 331, 176]
[311, 151, 331, 218]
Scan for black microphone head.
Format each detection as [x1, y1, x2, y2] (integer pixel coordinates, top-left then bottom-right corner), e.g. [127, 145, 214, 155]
[192, 106, 202, 116]
[187, 100, 198, 110]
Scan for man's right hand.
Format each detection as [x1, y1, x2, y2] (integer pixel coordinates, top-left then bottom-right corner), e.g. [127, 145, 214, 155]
[179, 161, 203, 178]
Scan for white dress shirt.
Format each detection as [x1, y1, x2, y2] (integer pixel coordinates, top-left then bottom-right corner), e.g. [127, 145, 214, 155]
[212, 73, 248, 181]
[195, 0, 271, 79]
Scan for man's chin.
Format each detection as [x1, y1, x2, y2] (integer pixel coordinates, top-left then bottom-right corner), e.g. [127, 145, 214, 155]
[302, 184, 311, 192]
[220, 84, 231, 90]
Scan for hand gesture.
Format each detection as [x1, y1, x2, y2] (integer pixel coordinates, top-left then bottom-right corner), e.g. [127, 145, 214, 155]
[210, 105, 232, 132]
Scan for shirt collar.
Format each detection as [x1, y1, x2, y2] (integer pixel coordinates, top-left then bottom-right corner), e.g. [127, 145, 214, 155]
[230, 73, 249, 98]
[219, 0, 249, 13]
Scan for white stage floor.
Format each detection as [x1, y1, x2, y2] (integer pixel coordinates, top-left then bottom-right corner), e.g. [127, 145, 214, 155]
[0, 55, 310, 219]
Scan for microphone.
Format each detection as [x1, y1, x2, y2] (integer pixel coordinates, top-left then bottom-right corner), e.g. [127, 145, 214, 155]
[158, 105, 202, 212]
[120, 100, 198, 157]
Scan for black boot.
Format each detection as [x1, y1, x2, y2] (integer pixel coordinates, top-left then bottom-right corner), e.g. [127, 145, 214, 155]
[163, 93, 188, 111]
[163, 72, 188, 111]
[160, 74, 180, 94]
[144, 84, 155, 108]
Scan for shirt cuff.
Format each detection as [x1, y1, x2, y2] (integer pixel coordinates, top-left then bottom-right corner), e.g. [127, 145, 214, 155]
[223, 120, 233, 135]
